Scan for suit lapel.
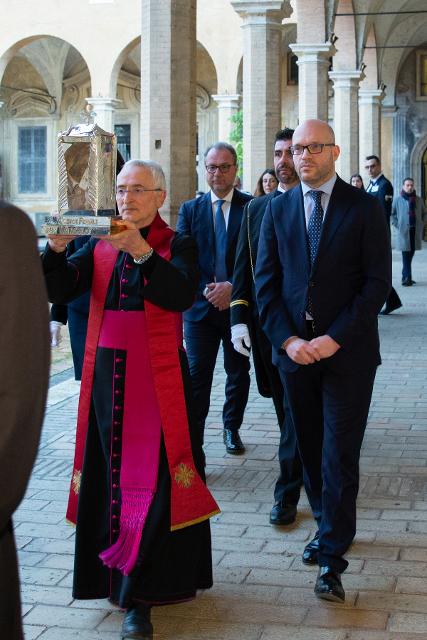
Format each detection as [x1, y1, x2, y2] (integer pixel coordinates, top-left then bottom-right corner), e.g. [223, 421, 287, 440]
[201, 193, 215, 273]
[226, 189, 243, 252]
[291, 186, 311, 277]
[312, 177, 351, 271]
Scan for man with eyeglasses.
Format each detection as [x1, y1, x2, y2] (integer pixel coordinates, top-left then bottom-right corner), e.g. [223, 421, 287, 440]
[42, 160, 219, 640]
[365, 154, 402, 315]
[177, 142, 252, 455]
[256, 120, 391, 604]
[230, 128, 303, 527]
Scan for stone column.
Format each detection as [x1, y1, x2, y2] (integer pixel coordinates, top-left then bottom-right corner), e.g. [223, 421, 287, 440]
[85, 97, 121, 133]
[392, 105, 410, 190]
[211, 93, 240, 142]
[358, 88, 384, 175]
[231, 0, 291, 192]
[140, 0, 197, 225]
[290, 43, 335, 122]
[328, 70, 364, 180]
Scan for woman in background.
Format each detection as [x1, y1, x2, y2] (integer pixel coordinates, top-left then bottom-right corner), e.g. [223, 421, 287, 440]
[254, 169, 278, 197]
[350, 173, 365, 190]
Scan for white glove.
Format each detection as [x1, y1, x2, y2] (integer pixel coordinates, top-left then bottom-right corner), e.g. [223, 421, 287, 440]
[50, 321, 63, 347]
[231, 323, 251, 357]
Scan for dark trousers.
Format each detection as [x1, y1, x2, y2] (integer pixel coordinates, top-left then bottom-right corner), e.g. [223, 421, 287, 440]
[251, 318, 302, 506]
[184, 309, 250, 440]
[402, 228, 416, 281]
[281, 362, 376, 573]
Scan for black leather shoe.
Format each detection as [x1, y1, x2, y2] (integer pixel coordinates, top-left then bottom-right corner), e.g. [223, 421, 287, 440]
[223, 429, 245, 454]
[269, 502, 297, 525]
[302, 531, 320, 565]
[402, 278, 412, 286]
[314, 566, 345, 603]
[122, 604, 153, 639]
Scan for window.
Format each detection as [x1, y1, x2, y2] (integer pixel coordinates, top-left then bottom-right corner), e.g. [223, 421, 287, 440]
[18, 126, 47, 193]
[115, 124, 131, 162]
[416, 50, 427, 100]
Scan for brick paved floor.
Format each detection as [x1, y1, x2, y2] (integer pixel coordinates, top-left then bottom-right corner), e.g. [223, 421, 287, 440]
[17, 245, 427, 639]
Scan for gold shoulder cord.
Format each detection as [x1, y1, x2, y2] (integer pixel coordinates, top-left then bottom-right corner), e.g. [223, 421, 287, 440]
[247, 199, 256, 283]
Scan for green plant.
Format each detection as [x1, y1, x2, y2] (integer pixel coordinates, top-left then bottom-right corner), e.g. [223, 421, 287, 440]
[229, 109, 243, 172]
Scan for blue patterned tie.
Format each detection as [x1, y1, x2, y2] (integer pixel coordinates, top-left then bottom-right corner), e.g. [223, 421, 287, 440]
[214, 199, 227, 282]
[306, 190, 324, 325]
[307, 190, 324, 265]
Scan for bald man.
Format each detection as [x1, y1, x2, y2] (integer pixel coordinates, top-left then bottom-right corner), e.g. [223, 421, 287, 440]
[255, 120, 391, 603]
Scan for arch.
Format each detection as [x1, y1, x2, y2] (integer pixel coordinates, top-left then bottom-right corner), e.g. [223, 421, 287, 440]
[236, 57, 243, 96]
[197, 41, 218, 96]
[360, 25, 379, 89]
[110, 36, 140, 99]
[409, 127, 427, 193]
[1, 35, 91, 118]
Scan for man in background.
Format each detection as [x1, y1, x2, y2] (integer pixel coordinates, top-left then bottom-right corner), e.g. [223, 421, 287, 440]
[177, 142, 252, 455]
[365, 155, 402, 315]
[230, 128, 303, 526]
[391, 177, 427, 286]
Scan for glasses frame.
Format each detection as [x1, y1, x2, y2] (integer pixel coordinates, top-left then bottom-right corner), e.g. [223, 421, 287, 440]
[116, 187, 164, 196]
[205, 163, 236, 174]
[290, 143, 336, 156]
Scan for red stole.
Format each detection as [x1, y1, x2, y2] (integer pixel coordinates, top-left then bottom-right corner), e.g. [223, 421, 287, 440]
[66, 213, 219, 562]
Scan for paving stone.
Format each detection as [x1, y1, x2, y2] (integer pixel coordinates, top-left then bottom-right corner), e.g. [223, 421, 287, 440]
[395, 576, 427, 594]
[260, 627, 344, 640]
[356, 591, 427, 613]
[22, 625, 46, 639]
[362, 560, 427, 578]
[388, 612, 427, 634]
[23, 604, 108, 628]
[21, 584, 73, 606]
[304, 606, 388, 630]
[20, 566, 69, 586]
[32, 630, 118, 640]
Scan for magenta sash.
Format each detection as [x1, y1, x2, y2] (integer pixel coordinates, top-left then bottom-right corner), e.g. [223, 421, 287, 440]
[98, 310, 161, 575]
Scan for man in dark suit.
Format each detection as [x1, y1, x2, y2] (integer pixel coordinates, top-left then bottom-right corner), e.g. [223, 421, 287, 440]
[256, 120, 391, 603]
[177, 142, 252, 454]
[0, 201, 50, 640]
[230, 128, 303, 525]
[365, 155, 402, 314]
[50, 237, 91, 380]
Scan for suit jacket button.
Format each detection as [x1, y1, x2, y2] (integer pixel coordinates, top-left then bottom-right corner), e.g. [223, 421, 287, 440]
[309, 281, 315, 287]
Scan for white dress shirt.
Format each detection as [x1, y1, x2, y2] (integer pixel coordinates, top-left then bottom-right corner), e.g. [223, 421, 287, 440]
[300, 174, 337, 229]
[210, 189, 234, 229]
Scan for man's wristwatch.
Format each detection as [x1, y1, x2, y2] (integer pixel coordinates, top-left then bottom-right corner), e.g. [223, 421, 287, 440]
[133, 247, 154, 264]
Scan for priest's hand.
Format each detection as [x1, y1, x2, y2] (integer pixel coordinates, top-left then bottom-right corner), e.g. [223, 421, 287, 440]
[101, 220, 152, 261]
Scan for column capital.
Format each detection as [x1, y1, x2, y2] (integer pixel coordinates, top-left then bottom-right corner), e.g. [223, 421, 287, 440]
[212, 94, 241, 108]
[290, 42, 336, 63]
[86, 97, 122, 111]
[328, 70, 365, 86]
[358, 88, 384, 106]
[382, 105, 398, 117]
[231, 0, 292, 24]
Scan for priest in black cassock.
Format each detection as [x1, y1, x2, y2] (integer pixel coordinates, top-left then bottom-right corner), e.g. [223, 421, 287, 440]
[42, 159, 219, 640]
